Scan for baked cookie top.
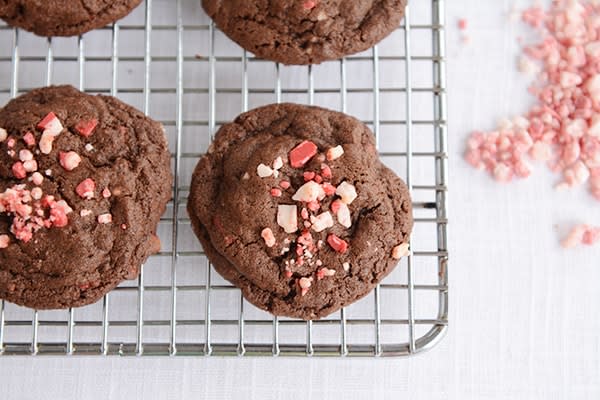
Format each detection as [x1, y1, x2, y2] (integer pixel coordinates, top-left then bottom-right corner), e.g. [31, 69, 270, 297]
[188, 103, 412, 319]
[0, 85, 172, 309]
[0, 0, 142, 37]
[202, 0, 407, 65]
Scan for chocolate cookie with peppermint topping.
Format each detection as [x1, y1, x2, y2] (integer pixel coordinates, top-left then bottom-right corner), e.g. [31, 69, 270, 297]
[0, 0, 142, 37]
[201, 0, 407, 65]
[188, 103, 412, 320]
[0, 85, 172, 309]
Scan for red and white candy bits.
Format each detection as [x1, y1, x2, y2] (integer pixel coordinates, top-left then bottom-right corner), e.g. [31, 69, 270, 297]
[289, 140, 318, 168]
[59, 151, 81, 171]
[75, 119, 98, 138]
[76, 178, 96, 199]
[464, 0, 600, 247]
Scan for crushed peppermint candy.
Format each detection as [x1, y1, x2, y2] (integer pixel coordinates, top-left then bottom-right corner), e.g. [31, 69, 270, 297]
[336, 181, 357, 204]
[298, 277, 313, 296]
[292, 181, 326, 203]
[75, 119, 98, 138]
[289, 140, 318, 168]
[270, 188, 282, 197]
[0, 128, 7, 142]
[59, 151, 82, 171]
[257, 163, 274, 178]
[327, 234, 348, 254]
[273, 156, 284, 170]
[342, 262, 350, 272]
[561, 224, 600, 248]
[97, 213, 112, 224]
[310, 211, 334, 232]
[12, 162, 26, 179]
[85, 143, 94, 152]
[261, 227, 276, 247]
[464, 0, 600, 247]
[30, 172, 43, 186]
[23, 132, 35, 146]
[336, 201, 352, 228]
[316, 267, 336, 280]
[102, 188, 112, 199]
[279, 180, 291, 189]
[392, 243, 410, 259]
[76, 178, 96, 199]
[19, 149, 33, 161]
[80, 209, 93, 217]
[326, 145, 344, 161]
[0, 234, 9, 248]
[277, 204, 298, 233]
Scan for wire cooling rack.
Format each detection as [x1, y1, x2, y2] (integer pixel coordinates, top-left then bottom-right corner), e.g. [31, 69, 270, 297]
[0, 0, 448, 357]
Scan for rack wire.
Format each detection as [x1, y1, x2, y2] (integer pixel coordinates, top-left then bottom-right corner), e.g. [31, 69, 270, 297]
[0, 0, 448, 357]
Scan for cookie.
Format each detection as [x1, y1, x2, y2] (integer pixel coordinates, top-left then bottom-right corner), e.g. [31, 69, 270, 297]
[187, 103, 412, 320]
[0, 0, 142, 37]
[201, 0, 407, 65]
[0, 85, 172, 309]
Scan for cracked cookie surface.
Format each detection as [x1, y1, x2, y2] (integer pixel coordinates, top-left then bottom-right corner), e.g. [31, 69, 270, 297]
[188, 103, 412, 320]
[0, 85, 172, 309]
[0, 0, 142, 37]
[201, 0, 407, 65]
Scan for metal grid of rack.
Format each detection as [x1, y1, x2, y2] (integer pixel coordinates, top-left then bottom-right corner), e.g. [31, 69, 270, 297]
[0, 0, 448, 357]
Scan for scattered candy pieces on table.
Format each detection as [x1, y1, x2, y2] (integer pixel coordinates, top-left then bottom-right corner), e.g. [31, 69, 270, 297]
[464, 0, 600, 248]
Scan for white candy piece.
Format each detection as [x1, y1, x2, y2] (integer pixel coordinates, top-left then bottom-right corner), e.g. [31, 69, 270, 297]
[273, 156, 284, 170]
[326, 145, 344, 161]
[0, 128, 7, 142]
[257, 163, 274, 178]
[392, 243, 410, 259]
[589, 114, 600, 137]
[310, 211, 334, 233]
[42, 116, 64, 137]
[85, 143, 95, 152]
[335, 181, 357, 204]
[39, 131, 55, 155]
[30, 187, 43, 200]
[261, 227, 276, 248]
[277, 205, 298, 234]
[342, 262, 350, 272]
[292, 181, 326, 203]
[336, 201, 351, 228]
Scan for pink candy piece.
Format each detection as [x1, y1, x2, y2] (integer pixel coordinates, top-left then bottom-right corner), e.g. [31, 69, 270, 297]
[261, 227, 276, 248]
[97, 213, 112, 224]
[76, 178, 96, 199]
[279, 180, 291, 190]
[102, 188, 112, 198]
[327, 234, 348, 254]
[59, 151, 82, 171]
[0, 234, 9, 249]
[74, 119, 98, 138]
[23, 132, 36, 147]
[303, 0, 317, 11]
[11, 162, 26, 179]
[289, 141, 318, 168]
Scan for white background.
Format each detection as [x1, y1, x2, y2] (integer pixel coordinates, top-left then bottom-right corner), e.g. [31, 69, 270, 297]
[2, 0, 600, 399]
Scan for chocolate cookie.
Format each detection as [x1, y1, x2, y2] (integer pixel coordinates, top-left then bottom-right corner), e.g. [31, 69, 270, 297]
[188, 103, 412, 320]
[0, 0, 142, 37]
[201, 0, 407, 65]
[0, 85, 172, 309]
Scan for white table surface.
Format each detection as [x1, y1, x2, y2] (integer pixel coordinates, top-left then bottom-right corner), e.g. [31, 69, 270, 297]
[2, 1, 600, 399]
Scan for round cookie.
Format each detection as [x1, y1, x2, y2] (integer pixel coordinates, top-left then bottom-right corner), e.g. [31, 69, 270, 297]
[0, 0, 142, 37]
[201, 0, 407, 65]
[0, 85, 172, 309]
[187, 103, 412, 320]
